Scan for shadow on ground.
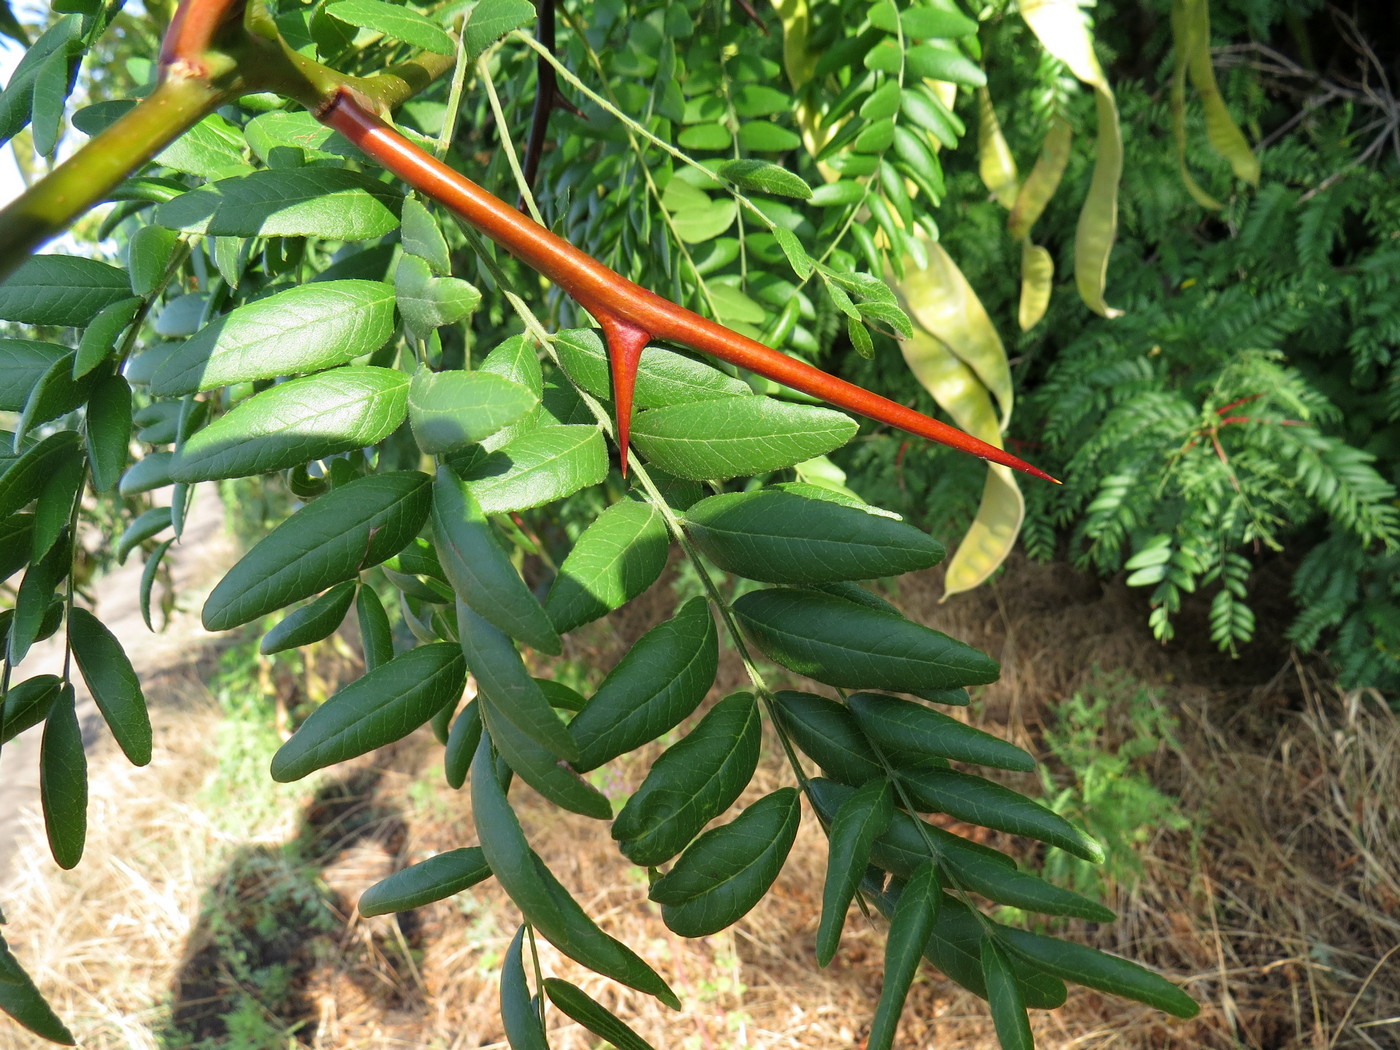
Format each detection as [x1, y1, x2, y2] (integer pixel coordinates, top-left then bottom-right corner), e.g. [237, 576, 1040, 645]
[161, 765, 423, 1049]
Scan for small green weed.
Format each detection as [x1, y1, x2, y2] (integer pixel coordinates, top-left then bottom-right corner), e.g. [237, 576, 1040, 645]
[1037, 672, 1194, 900]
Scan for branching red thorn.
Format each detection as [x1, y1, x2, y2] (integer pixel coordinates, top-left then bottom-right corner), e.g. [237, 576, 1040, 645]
[317, 89, 1059, 484]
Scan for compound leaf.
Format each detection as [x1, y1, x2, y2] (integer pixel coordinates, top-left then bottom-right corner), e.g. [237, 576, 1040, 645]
[433, 466, 560, 655]
[734, 588, 1000, 693]
[544, 500, 669, 633]
[470, 736, 679, 1006]
[204, 470, 431, 631]
[613, 691, 762, 866]
[683, 489, 944, 584]
[650, 788, 801, 937]
[816, 777, 892, 966]
[67, 607, 151, 766]
[569, 596, 718, 771]
[259, 580, 357, 655]
[630, 396, 856, 480]
[150, 280, 396, 396]
[271, 642, 465, 781]
[171, 366, 408, 481]
[358, 847, 491, 916]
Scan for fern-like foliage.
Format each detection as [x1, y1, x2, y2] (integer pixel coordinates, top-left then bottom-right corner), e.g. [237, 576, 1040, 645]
[882, 22, 1400, 691]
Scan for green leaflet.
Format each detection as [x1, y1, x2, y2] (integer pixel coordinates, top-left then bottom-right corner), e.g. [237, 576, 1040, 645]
[630, 396, 857, 480]
[662, 178, 737, 243]
[981, 938, 1033, 1050]
[999, 927, 1200, 1018]
[407, 365, 536, 454]
[432, 697, 460, 748]
[0, 14, 79, 145]
[118, 451, 174, 496]
[0, 674, 60, 744]
[443, 699, 482, 789]
[0, 430, 80, 521]
[31, 453, 82, 562]
[138, 539, 174, 632]
[149, 280, 396, 396]
[462, 0, 534, 60]
[569, 596, 719, 771]
[613, 691, 762, 866]
[869, 805, 1115, 922]
[433, 467, 561, 655]
[0, 930, 75, 1044]
[816, 778, 892, 967]
[544, 499, 670, 633]
[470, 736, 680, 1007]
[682, 489, 944, 584]
[355, 584, 393, 671]
[847, 692, 1034, 772]
[117, 506, 172, 564]
[868, 862, 940, 1050]
[543, 978, 660, 1050]
[717, 158, 813, 199]
[8, 538, 65, 666]
[259, 580, 357, 655]
[650, 788, 801, 937]
[771, 691, 883, 786]
[457, 602, 577, 762]
[152, 293, 207, 338]
[0, 255, 131, 327]
[204, 470, 431, 631]
[552, 328, 748, 410]
[170, 367, 409, 482]
[478, 335, 544, 450]
[733, 588, 1000, 693]
[85, 373, 133, 493]
[399, 196, 452, 274]
[153, 168, 401, 238]
[461, 425, 607, 515]
[875, 886, 1068, 1009]
[243, 111, 349, 163]
[40, 683, 86, 870]
[0, 339, 66, 411]
[67, 607, 152, 766]
[153, 112, 252, 180]
[270, 642, 465, 781]
[900, 768, 1104, 862]
[395, 256, 482, 338]
[127, 228, 180, 298]
[480, 696, 609, 819]
[501, 925, 549, 1050]
[0, 514, 34, 583]
[357, 847, 491, 916]
[14, 350, 94, 444]
[324, 0, 454, 53]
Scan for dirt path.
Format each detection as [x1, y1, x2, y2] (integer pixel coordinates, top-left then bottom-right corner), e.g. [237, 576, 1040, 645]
[0, 487, 237, 883]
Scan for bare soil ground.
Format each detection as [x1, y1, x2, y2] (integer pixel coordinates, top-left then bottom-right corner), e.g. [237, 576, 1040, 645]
[2, 545, 1397, 1050]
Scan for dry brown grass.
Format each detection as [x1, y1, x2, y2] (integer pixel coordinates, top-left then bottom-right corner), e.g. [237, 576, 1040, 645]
[2, 557, 1398, 1050]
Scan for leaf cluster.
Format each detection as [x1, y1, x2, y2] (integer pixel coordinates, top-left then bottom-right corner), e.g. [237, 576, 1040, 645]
[0, 0, 1204, 1045]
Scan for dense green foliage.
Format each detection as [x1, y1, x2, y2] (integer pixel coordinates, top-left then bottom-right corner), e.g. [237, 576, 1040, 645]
[26, 0, 1396, 1044]
[838, 2, 1400, 694]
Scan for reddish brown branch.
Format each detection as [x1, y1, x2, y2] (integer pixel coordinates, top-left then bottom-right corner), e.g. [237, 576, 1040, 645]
[319, 90, 1056, 483]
